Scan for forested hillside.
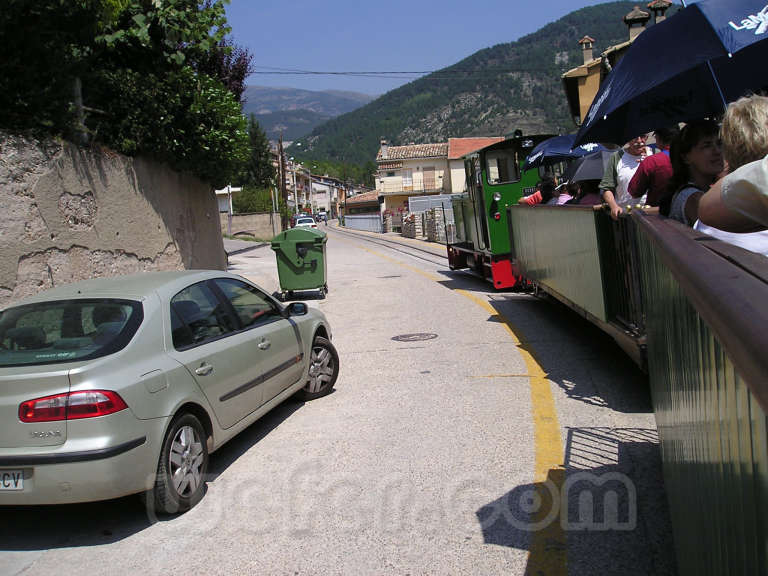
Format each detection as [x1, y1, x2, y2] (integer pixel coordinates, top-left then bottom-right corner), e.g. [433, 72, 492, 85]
[290, 2, 659, 166]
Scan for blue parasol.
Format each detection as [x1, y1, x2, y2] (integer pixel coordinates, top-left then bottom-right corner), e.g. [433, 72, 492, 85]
[574, 0, 768, 146]
[522, 134, 607, 170]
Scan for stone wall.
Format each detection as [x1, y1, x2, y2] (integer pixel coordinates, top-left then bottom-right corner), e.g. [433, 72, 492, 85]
[1, 132, 226, 307]
[219, 212, 282, 239]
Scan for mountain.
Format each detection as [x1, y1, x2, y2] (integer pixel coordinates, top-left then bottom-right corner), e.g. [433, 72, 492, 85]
[241, 86, 375, 141]
[289, 2, 666, 165]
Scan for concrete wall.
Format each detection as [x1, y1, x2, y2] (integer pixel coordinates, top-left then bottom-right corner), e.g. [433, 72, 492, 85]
[219, 212, 282, 239]
[0, 132, 226, 307]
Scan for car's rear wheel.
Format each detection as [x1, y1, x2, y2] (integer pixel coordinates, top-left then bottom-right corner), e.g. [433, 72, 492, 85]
[150, 413, 208, 515]
[296, 336, 338, 401]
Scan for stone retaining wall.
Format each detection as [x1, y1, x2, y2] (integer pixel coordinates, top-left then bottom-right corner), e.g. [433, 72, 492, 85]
[219, 212, 282, 239]
[1, 131, 226, 307]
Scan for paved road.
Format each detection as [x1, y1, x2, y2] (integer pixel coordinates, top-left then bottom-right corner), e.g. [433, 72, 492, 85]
[1, 225, 676, 576]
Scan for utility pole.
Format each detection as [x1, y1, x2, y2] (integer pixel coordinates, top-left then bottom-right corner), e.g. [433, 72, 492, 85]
[278, 135, 288, 230]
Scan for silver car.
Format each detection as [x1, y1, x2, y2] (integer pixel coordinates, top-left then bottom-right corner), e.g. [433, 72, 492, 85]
[0, 270, 339, 513]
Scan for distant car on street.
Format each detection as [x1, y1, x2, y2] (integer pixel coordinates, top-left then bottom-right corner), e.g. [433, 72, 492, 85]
[294, 217, 318, 228]
[316, 211, 328, 222]
[0, 270, 339, 513]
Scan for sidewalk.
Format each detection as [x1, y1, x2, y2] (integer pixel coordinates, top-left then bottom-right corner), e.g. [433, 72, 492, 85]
[223, 237, 267, 255]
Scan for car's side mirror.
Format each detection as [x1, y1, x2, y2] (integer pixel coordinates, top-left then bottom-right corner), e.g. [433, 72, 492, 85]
[286, 302, 308, 316]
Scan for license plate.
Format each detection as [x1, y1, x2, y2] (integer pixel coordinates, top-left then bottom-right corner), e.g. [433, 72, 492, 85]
[0, 470, 24, 491]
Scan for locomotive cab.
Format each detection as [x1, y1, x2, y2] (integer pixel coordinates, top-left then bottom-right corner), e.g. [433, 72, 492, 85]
[448, 133, 554, 289]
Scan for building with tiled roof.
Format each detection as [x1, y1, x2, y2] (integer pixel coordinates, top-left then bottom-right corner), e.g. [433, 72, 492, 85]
[376, 142, 448, 162]
[375, 140, 451, 225]
[446, 137, 505, 194]
[561, 1, 671, 127]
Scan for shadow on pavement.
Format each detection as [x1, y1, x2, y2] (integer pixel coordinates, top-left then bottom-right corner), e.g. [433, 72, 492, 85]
[476, 427, 677, 575]
[489, 293, 651, 414]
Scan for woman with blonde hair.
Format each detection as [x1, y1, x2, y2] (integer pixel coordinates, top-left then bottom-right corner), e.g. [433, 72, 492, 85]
[699, 95, 768, 231]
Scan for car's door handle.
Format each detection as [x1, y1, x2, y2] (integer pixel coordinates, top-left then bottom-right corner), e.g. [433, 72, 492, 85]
[195, 362, 214, 376]
[258, 339, 271, 350]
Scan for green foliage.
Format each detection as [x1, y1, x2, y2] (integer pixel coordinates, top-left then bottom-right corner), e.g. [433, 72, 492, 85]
[232, 187, 276, 214]
[290, 2, 645, 166]
[239, 116, 275, 189]
[96, 0, 230, 69]
[0, 0, 251, 187]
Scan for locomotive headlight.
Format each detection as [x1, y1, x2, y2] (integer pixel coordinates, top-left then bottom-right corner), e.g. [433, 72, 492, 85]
[492, 192, 502, 202]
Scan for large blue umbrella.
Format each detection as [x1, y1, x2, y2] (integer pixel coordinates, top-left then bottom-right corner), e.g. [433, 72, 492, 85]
[574, 0, 768, 146]
[522, 134, 606, 170]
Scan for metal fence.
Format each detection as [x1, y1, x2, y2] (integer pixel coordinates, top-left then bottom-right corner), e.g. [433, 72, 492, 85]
[408, 194, 458, 214]
[343, 213, 382, 233]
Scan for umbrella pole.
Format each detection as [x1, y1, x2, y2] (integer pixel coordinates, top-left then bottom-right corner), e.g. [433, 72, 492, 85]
[679, 0, 726, 113]
[707, 61, 729, 112]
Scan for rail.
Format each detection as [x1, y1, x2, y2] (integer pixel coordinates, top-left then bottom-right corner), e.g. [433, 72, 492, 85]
[595, 209, 646, 336]
[633, 212, 768, 576]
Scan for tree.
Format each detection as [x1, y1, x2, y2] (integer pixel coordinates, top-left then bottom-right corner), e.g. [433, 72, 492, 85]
[0, 0, 250, 188]
[239, 115, 275, 189]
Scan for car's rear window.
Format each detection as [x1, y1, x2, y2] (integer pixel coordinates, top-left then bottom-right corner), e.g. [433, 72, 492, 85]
[297, 218, 314, 225]
[0, 298, 143, 367]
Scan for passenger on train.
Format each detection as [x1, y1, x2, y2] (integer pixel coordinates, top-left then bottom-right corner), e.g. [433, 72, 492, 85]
[564, 180, 602, 206]
[518, 176, 555, 206]
[599, 134, 653, 220]
[699, 95, 768, 232]
[627, 126, 678, 206]
[660, 119, 723, 226]
[546, 182, 574, 205]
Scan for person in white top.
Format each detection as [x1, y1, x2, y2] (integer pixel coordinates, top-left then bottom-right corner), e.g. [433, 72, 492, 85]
[699, 95, 768, 234]
[599, 134, 653, 220]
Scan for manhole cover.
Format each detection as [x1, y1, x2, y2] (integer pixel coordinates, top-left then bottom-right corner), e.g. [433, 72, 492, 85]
[392, 333, 438, 342]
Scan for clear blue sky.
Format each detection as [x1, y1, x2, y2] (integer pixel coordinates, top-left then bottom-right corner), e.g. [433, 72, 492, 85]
[225, 0, 640, 96]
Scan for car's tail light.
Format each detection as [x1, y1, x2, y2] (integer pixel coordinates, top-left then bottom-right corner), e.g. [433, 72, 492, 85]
[19, 390, 128, 422]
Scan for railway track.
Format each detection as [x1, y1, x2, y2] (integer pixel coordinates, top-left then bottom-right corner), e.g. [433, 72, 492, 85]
[327, 225, 449, 268]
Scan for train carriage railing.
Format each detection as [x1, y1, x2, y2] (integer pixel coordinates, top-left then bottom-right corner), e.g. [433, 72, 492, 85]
[508, 203, 768, 575]
[595, 210, 646, 336]
[632, 212, 768, 576]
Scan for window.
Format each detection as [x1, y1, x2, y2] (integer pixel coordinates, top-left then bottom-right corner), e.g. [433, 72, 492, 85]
[0, 299, 142, 367]
[386, 171, 395, 177]
[170, 282, 237, 349]
[213, 278, 281, 330]
[486, 152, 520, 185]
[402, 169, 413, 189]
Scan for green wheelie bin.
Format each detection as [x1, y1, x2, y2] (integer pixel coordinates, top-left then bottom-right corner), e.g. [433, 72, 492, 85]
[270, 227, 328, 300]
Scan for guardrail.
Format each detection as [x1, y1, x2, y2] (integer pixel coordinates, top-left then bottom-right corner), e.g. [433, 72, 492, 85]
[633, 212, 768, 576]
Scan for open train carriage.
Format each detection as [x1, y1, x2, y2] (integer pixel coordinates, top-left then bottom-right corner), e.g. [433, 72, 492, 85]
[507, 203, 647, 369]
[447, 133, 555, 289]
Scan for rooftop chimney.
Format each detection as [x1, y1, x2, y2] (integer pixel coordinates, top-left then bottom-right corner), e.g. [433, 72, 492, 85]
[380, 139, 388, 160]
[579, 36, 595, 64]
[624, 5, 650, 42]
[647, 0, 671, 24]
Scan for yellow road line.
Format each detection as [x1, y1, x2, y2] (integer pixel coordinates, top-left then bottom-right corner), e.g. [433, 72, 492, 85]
[455, 289, 565, 575]
[347, 240, 567, 574]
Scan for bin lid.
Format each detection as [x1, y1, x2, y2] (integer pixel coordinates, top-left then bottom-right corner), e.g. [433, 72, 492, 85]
[271, 227, 327, 247]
